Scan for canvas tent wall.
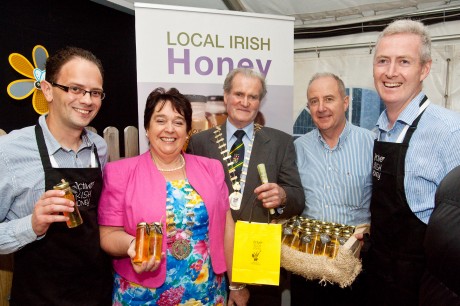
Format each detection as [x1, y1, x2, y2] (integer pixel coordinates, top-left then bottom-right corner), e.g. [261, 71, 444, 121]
[293, 19, 460, 135]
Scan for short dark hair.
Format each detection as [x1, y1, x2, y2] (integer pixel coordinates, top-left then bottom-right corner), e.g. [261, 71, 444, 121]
[144, 87, 192, 133]
[45, 46, 104, 83]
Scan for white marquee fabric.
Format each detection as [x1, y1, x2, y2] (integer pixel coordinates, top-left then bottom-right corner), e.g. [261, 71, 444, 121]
[111, 1, 460, 28]
[293, 20, 460, 126]
[240, 0, 460, 27]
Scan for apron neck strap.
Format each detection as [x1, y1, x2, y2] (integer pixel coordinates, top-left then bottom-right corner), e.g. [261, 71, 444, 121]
[35, 123, 99, 169]
[395, 96, 430, 144]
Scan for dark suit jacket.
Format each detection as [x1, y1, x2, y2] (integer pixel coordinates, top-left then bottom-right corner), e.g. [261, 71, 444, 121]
[420, 165, 460, 305]
[187, 124, 304, 222]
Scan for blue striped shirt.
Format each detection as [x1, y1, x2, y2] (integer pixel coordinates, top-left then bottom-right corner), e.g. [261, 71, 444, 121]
[294, 122, 375, 225]
[376, 92, 460, 224]
[0, 115, 107, 254]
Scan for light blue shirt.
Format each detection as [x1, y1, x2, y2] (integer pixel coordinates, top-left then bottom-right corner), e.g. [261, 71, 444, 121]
[376, 92, 460, 224]
[294, 121, 375, 225]
[226, 120, 254, 151]
[0, 115, 107, 254]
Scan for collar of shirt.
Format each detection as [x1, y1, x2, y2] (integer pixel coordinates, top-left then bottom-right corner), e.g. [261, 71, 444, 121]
[375, 92, 426, 141]
[226, 120, 254, 149]
[376, 92, 425, 133]
[315, 120, 351, 151]
[39, 115, 93, 155]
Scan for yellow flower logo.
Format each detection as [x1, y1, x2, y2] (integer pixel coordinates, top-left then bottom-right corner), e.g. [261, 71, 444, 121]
[7, 45, 49, 114]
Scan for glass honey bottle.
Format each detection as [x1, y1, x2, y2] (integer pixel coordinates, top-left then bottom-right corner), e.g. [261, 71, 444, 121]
[149, 222, 163, 261]
[282, 224, 294, 246]
[325, 230, 340, 259]
[133, 222, 150, 264]
[299, 230, 312, 253]
[53, 179, 83, 228]
[290, 226, 303, 251]
[308, 227, 322, 255]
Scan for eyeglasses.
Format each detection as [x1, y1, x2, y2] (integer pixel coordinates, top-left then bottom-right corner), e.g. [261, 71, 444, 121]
[51, 82, 106, 100]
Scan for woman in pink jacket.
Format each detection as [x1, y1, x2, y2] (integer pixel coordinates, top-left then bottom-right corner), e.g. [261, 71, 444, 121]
[98, 87, 235, 305]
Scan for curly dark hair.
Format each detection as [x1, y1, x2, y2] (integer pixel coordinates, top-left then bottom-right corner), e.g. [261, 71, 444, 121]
[45, 46, 104, 83]
[144, 87, 192, 133]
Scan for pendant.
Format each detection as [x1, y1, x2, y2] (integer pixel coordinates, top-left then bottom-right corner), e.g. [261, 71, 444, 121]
[171, 239, 191, 260]
[229, 191, 242, 210]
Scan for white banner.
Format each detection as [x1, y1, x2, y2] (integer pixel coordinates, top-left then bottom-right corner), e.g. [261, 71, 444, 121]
[135, 3, 294, 153]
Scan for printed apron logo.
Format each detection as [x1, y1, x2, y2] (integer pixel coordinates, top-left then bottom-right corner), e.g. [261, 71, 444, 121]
[372, 153, 385, 180]
[71, 181, 95, 206]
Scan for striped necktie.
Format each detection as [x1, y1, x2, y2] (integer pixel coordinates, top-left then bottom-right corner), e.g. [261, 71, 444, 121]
[230, 130, 245, 178]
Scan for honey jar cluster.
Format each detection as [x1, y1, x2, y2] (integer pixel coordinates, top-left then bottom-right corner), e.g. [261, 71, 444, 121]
[133, 222, 163, 264]
[282, 216, 354, 259]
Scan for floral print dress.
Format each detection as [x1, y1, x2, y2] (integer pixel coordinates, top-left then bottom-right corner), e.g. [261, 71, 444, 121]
[113, 179, 227, 306]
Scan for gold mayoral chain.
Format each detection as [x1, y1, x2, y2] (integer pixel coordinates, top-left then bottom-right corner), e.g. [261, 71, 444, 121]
[213, 124, 262, 210]
[166, 181, 195, 260]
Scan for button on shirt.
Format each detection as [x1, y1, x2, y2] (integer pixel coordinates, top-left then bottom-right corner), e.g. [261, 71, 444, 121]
[294, 122, 375, 225]
[0, 115, 107, 253]
[376, 92, 460, 223]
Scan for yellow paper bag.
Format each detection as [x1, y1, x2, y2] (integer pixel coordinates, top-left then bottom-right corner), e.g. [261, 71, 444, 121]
[232, 221, 282, 286]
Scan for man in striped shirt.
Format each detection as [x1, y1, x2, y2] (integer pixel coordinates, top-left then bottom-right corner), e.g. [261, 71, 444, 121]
[364, 19, 460, 305]
[0, 47, 112, 305]
[291, 72, 375, 306]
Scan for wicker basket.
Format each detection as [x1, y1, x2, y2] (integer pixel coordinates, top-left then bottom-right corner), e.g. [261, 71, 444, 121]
[280, 223, 369, 288]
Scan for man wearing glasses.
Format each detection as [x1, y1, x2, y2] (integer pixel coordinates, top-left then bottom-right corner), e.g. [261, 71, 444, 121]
[0, 46, 112, 305]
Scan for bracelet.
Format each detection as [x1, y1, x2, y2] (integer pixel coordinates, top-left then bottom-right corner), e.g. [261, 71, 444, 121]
[229, 284, 246, 291]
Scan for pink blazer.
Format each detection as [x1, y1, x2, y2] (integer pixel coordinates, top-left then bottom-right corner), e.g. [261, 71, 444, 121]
[98, 151, 229, 288]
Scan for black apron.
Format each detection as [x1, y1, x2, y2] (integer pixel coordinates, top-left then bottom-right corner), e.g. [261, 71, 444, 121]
[10, 124, 112, 306]
[365, 97, 429, 306]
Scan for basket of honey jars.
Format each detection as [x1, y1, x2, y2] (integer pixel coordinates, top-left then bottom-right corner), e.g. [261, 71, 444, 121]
[280, 216, 369, 288]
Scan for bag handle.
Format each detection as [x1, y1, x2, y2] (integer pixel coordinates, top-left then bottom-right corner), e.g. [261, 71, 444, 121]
[248, 197, 270, 224]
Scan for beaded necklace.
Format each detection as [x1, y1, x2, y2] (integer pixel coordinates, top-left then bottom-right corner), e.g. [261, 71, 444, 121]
[151, 151, 185, 172]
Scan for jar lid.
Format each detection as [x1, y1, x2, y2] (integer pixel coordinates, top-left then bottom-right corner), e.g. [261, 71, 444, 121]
[207, 95, 224, 102]
[185, 94, 206, 103]
[150, 222, 163, 234]
[53, 179, 69, 190]
[206, 101, 226, 113]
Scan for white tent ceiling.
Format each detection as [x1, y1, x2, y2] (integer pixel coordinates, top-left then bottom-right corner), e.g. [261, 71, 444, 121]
[97, 0, 460, 29]
[92, 0, 460, 116]
[241, 0, 460, 27]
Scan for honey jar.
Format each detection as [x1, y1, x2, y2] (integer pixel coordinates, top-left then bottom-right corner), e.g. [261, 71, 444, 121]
[149, 222, 163, 261]
[133, 222, 150, 264]
[53, 179, 83, 228]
